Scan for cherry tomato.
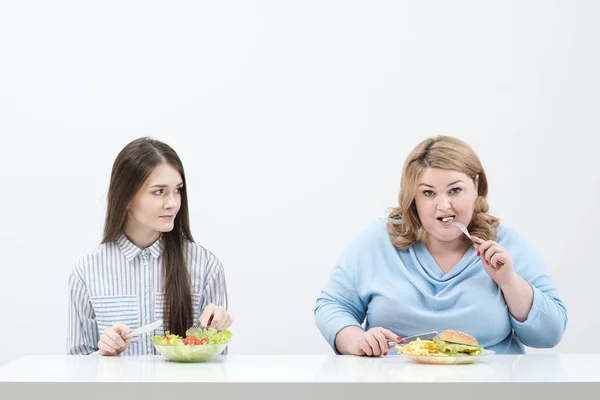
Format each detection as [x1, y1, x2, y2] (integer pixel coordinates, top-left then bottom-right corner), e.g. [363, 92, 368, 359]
[183, 336, 202, 345]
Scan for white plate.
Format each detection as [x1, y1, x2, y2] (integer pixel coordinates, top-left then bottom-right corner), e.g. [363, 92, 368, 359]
[399, 350, 495, 365]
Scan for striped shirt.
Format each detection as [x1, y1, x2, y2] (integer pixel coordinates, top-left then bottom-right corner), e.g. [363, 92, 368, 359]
[67, 234, 227, 355]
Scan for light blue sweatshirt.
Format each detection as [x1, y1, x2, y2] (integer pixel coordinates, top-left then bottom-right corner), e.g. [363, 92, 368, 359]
[314, 219, 567, 354]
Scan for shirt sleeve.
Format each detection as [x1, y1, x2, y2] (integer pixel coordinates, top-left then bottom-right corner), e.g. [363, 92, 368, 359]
[199, 249, 229, 355]
[314, 246, 367, 354]
[502, 229, 568, 348]
[200, 250, 227, 310]
[67, 266, 99, 355]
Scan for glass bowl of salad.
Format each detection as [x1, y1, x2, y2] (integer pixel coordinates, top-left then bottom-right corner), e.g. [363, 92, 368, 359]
[151, 327, 232, 363]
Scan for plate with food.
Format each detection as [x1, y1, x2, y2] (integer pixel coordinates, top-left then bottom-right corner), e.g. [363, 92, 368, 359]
[151, 326, 232, 363]
[396, 330, 494, 365]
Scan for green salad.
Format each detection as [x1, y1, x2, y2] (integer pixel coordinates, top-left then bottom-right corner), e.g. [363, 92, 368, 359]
[151, 327, 232, 346]
[151, 328, 232, 363]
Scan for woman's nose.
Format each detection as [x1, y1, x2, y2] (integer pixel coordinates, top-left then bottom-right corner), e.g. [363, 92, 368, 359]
[437, 195, 451, 210]
[164, 194, 176, 209]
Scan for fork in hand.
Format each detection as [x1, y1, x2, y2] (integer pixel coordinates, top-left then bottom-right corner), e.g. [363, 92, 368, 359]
[448, 219, 505, 268]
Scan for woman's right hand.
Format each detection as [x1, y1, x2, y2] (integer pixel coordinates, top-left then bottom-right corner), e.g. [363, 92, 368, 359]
[348, 327, 404, 356]
[98, 324, 132, 356]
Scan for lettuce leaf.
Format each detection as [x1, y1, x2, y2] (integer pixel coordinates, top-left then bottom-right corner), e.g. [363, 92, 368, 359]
[151, 332, 184, 345]
[151, 327, 232, 346]
[190, 327, 233, 344]
[434, 338, 484, 355]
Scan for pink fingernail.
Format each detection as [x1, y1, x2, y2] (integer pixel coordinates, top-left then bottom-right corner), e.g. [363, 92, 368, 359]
[384, 352, 388, 356]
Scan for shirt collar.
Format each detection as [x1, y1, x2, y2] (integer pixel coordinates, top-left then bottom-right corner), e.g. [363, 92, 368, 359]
[116, 233, 163, 262]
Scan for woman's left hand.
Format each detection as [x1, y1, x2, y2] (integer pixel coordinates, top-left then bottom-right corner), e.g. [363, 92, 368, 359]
[471, 235, 517, 288]
[199, 304, 233, 331]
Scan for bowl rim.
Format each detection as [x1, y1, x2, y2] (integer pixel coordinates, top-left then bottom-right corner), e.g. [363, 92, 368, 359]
[153, 342, 229, 348]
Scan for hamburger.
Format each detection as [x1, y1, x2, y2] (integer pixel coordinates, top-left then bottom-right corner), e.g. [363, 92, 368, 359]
[435, 330, 484, 356]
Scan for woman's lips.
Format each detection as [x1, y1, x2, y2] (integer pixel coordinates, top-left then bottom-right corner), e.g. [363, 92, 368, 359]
[438, 219, 453, 227]
[436, 215, 455, 227]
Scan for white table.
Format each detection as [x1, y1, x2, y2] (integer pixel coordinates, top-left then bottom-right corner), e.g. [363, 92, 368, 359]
[1, 354, 599, 399]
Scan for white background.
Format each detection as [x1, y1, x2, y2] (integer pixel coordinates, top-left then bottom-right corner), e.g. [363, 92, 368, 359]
[0, 1, 598, 365]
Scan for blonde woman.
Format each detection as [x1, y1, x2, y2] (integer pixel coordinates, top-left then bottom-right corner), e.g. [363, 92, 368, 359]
[314, 136, 567, 356]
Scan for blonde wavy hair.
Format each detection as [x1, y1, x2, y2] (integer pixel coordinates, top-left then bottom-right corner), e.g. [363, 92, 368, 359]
[387, 136, 499, 250]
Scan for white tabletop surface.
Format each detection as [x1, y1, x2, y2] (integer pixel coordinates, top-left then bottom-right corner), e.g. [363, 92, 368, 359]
[0, 354, 598, 383]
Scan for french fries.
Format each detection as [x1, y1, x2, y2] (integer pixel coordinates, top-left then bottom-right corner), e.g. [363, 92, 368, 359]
[396, 338, 447, 356]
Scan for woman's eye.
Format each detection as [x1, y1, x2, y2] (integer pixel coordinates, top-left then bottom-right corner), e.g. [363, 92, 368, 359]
[450, 187, 462, 195]
[154, 189, 164, 195]
[423, 190, 435, 197]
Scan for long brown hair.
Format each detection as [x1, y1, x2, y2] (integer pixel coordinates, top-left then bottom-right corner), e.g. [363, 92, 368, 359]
[102, 137, 194, 335]
[387, 136, 499, 250]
